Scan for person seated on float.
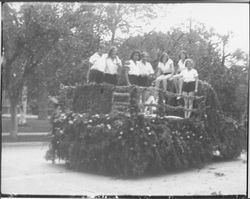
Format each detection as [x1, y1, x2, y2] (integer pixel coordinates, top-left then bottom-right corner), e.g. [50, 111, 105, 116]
[88, 45, 106, 84]
[103, 46, 122, 85]
[155, 52, 175, 92]
[124, 50, 141, 86]
[173, 50, 189, 99]
[138, 51, 155, 87]
[179, 59, 198, 118]
[137, 51, 155, 105]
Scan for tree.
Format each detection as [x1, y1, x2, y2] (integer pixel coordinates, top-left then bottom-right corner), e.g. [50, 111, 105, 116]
[2, 3, 26, 137]
[24, 3, 103, 118]
[2, 3, 61, 137]
[218, 32, 232, 67]
[88, 3, 158, 45]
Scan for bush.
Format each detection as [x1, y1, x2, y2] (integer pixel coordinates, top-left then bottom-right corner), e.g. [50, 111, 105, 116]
[48, 112, 214, 177]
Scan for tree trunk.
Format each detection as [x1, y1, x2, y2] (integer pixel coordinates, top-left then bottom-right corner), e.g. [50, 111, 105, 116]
[9, 98, 18, 139]
[19, 85, 28, 125]
[38, 84, 48, 120]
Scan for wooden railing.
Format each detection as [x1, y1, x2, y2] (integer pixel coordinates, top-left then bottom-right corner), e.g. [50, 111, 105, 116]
[111, 85, 206, 118]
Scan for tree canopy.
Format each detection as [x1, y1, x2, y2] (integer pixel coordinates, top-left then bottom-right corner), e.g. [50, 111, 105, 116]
[2, 2, 248, 131]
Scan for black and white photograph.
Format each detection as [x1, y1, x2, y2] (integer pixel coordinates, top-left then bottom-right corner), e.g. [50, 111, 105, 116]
[1, 1, 249, 198]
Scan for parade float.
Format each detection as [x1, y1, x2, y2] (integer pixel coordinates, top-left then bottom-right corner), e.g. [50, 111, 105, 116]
[46, 81, 246, 177]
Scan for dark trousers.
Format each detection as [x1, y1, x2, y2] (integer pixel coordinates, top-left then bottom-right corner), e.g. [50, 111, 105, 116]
[104, 73, 118, 85]
[183, 81, 195, 93]
[138, 76, 149, 87]
[128, 75, 139, 86]
[89, 69, 104, 84]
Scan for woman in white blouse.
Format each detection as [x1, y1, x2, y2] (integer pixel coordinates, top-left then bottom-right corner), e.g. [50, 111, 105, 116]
[179, 59, 199, 118]
[173, 50, 188, 98]
[155, 52, 175, 91]
[138, 52, 155, 87]
[124, 50, 141, 86]
[103, 46, 122, 85]
[88, 45, 106, 84]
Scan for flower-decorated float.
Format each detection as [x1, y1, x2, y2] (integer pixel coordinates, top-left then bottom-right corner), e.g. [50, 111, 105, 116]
[46, 81, 246, 177]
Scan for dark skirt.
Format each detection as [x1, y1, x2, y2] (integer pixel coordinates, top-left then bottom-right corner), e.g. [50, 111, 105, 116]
[89, 69, 104, 84]
[183, 81, 195, 93]
[128, 74, 139, 86]
[138, 76, 149, 87]
[104, 73, 118, 85]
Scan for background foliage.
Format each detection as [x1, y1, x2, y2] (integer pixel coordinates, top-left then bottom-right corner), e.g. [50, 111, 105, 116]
[2, 3, 248, 137]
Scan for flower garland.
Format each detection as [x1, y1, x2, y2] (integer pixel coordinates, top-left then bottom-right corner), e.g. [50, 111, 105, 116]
[47, 111, 215, 176]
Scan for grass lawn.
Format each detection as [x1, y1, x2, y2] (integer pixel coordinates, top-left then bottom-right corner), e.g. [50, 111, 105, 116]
[2, 117, 51, 133]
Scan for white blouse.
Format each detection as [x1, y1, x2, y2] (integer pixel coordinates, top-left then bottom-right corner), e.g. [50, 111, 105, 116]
[180, 68, 198, 82]
[89, 52, 102, 65]
[139, 61, 154, 76]
[126, 60, 140, 76]
[90, 53, 107, 72]
[104, 56, 122, 75]
[157, 59, 174, 74]
[177, 59, 186, 73]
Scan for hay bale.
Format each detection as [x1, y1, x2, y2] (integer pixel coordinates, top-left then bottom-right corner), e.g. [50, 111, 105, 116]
[73, 84, 114, 114]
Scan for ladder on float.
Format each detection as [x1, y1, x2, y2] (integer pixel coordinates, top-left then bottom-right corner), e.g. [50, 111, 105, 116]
[111, 91, 131, 114]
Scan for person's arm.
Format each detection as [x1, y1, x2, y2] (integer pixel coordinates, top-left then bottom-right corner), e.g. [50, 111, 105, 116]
[147, 63, 155, 78]
[178, 71, 184, 95]
[156, 63, 162, 77]
[116, 56, 122, 67]
[170, 62, 175, 76]
[194, 76, 198, 93]
[167, 62, 175, 80]
[124, 61, 131, 86]
[148, 63, 154, 74]
[176, 60, 182, 74]
[104, 57, 108, 74]
[194, 70, 198, 93]
[117, 56, 123, 75]
[124, 67, 131, 86]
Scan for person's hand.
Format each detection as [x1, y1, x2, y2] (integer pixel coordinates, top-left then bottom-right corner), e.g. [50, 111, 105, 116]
[194, 89, 198, 94]
[124, 60, 130, 66]
[117, 61, 122, 68]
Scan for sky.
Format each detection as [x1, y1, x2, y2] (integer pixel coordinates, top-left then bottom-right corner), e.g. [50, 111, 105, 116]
[151, 3, 249, 54]
[6, 2, 249, 54]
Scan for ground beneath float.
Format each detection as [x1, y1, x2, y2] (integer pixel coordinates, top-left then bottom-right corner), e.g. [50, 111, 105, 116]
[1, 142, 247, 196]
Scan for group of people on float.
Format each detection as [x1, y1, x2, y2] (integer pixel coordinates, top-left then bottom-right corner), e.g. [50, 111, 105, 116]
[87, 46, 199, 118]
